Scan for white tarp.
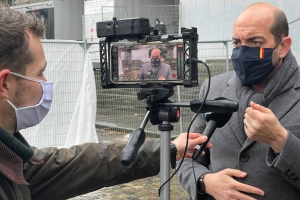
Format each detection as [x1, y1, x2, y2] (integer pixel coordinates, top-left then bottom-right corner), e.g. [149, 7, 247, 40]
[64, 50, 98, 147]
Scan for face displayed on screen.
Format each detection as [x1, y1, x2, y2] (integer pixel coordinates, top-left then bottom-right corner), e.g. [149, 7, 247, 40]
[111, 42, 184, 84]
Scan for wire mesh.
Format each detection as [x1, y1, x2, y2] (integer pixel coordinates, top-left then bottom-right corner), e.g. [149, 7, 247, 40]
[90, 18, 300, 140]
[173, 41, 233, 137]
[22, 2, 300, 145]
[289, 18, 300, 63]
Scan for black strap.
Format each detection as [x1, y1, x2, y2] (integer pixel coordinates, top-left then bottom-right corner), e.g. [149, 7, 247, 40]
[170, 143, 177, 169]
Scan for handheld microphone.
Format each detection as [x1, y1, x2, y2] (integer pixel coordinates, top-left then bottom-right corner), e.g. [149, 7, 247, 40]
[190, 99, 239, 114]
[192, 112, 232, 160]
[147, 70, 153, 79]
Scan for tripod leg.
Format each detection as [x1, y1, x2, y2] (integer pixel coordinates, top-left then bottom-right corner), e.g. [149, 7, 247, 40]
[120, 111, 151, 166]
[159, 121, 172, 200]
[140, 111, 151, 129]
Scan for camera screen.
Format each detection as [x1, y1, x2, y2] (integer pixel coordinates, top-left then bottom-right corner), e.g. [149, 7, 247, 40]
[110, 42, 184, 83]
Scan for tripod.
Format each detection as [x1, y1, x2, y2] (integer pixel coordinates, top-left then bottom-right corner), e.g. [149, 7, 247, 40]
[120, 87, 239, 200]
[121, 86, 179, 200]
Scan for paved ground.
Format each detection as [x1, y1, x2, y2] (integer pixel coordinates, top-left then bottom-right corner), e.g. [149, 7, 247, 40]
[69, 170, 190, 200]
[68, 129, 191, 200]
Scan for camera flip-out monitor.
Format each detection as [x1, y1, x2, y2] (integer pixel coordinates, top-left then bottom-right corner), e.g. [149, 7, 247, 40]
[96, 17, 199, 89]
[110, 41, 184, 85]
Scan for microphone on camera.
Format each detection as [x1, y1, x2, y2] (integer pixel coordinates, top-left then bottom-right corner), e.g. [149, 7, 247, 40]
[192, 112, 232, 160]
[148, 70, 153, 79]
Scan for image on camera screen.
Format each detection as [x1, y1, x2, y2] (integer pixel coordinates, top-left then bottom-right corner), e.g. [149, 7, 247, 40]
[111, 42, 184, 83]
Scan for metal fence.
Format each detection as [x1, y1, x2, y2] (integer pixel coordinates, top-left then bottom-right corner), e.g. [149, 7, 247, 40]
[27, 5, 299, 145]
[27, 17, 299, 145]
[89, 16, 300, 141]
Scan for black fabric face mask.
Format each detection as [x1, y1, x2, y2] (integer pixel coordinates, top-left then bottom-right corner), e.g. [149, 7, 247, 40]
[151, 58, 160, 67]
[231, 40, 282, 85]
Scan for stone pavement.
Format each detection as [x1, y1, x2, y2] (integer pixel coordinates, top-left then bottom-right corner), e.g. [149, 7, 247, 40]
[68, 130, 192, 200]
[69, 170, 191, 200]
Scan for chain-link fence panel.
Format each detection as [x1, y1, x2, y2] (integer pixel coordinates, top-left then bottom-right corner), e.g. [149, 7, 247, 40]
[289, 18, 300, 63]
[172, 41, 233, 136]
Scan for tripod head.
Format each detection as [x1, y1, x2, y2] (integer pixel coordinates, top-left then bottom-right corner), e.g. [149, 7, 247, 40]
[121, 86, 180, 166]
[138, 86, 180, 124]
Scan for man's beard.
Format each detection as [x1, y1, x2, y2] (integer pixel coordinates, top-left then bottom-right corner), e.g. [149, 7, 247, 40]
[7, 79, 27, 130]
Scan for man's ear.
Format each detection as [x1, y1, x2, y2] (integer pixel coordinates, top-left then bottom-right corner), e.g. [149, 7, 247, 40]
[279, 36, 292, 58]
[0, 70, 12, 99]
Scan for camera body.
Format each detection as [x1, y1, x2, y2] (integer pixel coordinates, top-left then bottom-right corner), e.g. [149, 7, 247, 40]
[96, 17, 199, 89]
[97, 17, 150, 39]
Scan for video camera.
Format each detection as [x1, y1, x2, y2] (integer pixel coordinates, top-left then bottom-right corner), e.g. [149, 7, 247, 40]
[96, 17, 199, 89]
[96, 17, 239, 200]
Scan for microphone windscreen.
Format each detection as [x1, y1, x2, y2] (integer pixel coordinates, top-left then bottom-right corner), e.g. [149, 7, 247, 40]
[205, 112, 232, 128]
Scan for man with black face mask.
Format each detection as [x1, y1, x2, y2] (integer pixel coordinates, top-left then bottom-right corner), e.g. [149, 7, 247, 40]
[178, 2, 300, 200]
[140, 48, 172, 80]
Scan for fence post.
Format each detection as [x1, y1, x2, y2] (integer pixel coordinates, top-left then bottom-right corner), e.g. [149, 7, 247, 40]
[223, 41, 229, 72]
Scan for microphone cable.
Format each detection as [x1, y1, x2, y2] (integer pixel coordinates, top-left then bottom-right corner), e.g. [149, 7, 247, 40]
[190, 61, 212, 196]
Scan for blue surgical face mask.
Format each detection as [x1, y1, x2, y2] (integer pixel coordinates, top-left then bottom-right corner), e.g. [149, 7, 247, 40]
[231, 41, 281, 85]
[6, 72, 53, 132]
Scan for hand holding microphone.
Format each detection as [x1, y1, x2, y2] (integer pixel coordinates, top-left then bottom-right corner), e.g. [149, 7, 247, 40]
[192, 112, 233, 160]
[172, 132, 213, 160]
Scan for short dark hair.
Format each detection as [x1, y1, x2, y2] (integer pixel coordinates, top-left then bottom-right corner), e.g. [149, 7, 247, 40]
[0, 6, 45, 74]
[270, 10, 289, 43]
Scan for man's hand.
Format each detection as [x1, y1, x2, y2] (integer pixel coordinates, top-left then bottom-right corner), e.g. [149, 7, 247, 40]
[244, 101, 288, 153]
[158, 76, 166, 80]
[172, 132, 212, 161]
[205, 169, 265, 200]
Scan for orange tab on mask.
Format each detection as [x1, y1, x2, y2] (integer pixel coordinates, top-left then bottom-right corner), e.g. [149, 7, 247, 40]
[260, 47, 265, 58]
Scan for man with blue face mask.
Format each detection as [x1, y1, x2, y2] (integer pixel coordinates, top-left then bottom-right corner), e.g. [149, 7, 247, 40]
[5, 72, 53, 132]
[0, 5, 212, 200]
[178, 2, 300, 200]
